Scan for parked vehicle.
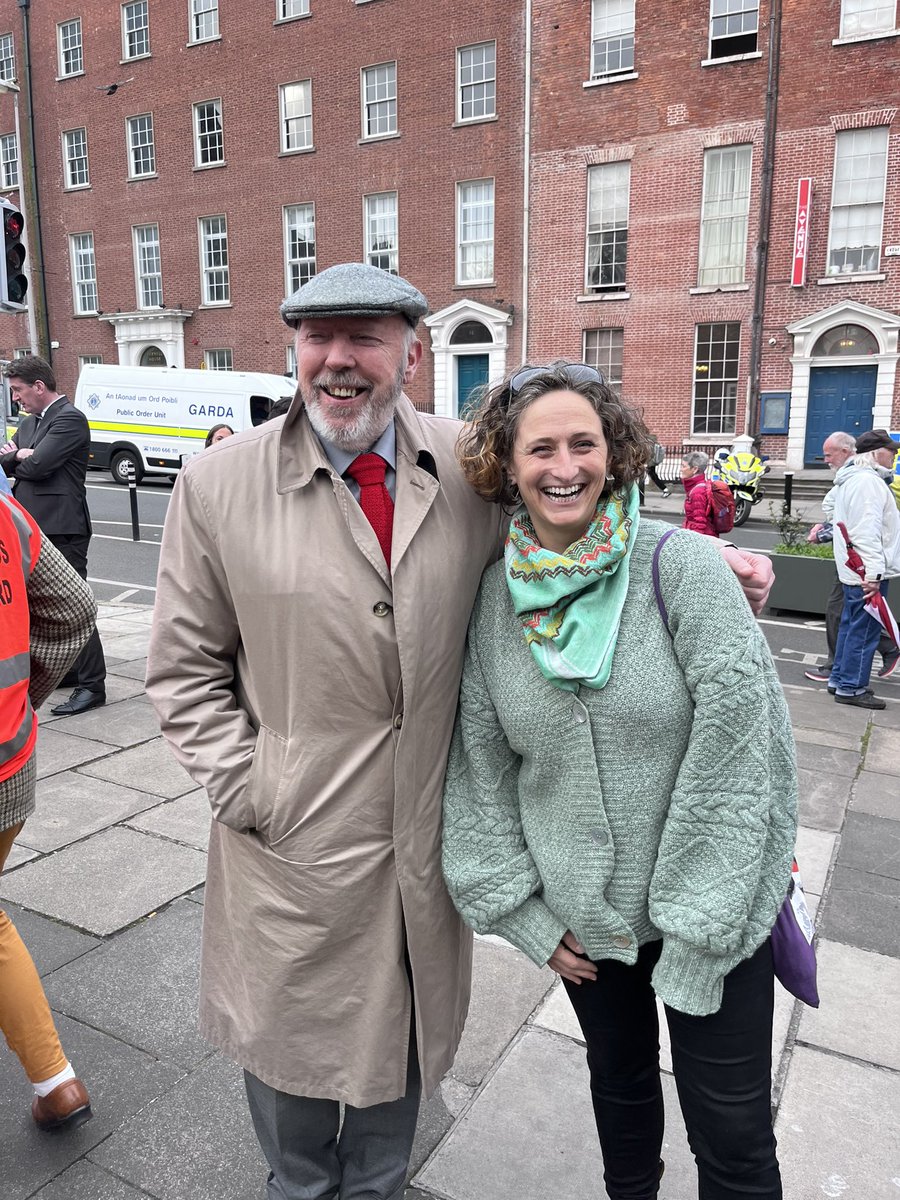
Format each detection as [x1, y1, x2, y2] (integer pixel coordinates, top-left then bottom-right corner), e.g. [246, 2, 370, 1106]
[710, 447, 769, 527]
[74, 364, 295, 484]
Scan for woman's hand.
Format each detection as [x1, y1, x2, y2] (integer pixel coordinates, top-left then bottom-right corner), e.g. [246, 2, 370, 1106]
[548, 931, 598, 985]
[718, 545, 774, 614]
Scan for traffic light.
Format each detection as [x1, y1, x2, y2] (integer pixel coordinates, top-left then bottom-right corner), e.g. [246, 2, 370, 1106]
[0, 197, 27, 313]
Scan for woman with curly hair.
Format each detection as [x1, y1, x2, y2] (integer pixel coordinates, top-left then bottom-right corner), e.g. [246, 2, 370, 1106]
[442, 362, 797, 1199]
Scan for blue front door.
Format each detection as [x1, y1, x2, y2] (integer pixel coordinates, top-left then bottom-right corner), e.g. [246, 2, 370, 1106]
[804, 365, 877, 466]
[456, 354, 489, 419]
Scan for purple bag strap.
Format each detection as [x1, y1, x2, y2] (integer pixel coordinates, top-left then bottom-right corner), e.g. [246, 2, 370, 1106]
[652, 528, 678, 636]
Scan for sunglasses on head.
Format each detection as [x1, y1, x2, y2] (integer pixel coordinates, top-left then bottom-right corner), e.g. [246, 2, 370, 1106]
[508, 363, 605, 396]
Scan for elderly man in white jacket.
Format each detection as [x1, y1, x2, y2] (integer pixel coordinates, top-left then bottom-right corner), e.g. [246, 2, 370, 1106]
[829, 429, 900, 709]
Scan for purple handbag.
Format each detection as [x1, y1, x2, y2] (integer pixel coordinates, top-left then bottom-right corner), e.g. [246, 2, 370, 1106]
[651, 530, 819, 1008]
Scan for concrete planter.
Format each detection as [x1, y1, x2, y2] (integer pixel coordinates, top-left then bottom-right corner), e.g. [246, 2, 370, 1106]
[767, 553, 835, 617]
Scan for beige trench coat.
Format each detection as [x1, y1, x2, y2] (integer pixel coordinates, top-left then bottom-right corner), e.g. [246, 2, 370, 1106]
[146, 396, 502, 1106]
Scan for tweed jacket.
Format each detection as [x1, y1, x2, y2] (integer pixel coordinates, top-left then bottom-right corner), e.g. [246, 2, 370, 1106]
[0, 534, 97, 831]
[442, 520, 798, 1017]
[1, 398, 93, 538]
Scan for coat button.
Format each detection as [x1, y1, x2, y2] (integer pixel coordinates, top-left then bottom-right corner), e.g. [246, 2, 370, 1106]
[589, 828, 609, 846]
[612, 935, 631, 949]
[373, 601, 392, 617]
[393, 713, 403, 729]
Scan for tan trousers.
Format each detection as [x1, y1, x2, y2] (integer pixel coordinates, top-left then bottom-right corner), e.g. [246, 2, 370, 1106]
[0, 822, 67, 1083]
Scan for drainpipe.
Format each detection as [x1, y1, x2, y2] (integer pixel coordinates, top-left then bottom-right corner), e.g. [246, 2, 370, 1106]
[16, 0, 51, 361]
[745, 0, 782, 441]
[520, 0, 532, 363]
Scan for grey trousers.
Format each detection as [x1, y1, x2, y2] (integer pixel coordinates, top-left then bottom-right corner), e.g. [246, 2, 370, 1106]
[244, 1048, 421, 1200]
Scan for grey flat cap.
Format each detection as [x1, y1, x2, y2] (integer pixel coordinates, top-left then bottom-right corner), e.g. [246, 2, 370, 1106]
[280, 262, 429, 327]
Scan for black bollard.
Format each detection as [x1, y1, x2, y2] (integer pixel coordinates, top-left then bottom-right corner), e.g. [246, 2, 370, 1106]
[126, 461, 141, 541]
[783, 471, 793, 517]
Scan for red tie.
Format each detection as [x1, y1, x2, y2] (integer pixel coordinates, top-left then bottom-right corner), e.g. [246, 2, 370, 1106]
[346, 453, 394, 566]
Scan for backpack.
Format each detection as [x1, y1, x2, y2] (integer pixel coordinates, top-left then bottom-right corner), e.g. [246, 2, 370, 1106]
[706, 479, 735, 534]
[651, 441, 665, 466]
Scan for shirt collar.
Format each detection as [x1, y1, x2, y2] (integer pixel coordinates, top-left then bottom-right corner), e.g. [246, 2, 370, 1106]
[316, 421, 397, 479]
[36, 395, 65, 420]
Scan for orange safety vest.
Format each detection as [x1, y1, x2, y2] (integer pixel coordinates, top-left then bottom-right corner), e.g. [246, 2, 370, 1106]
[0, 493, 41, 783]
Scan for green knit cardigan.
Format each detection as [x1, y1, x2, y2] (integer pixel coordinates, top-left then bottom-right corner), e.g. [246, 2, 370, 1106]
[442, 520, 798, 1017]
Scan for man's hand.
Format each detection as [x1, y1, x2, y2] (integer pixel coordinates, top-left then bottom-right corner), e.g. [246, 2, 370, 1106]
[14, 448, 33, 460]
[719, 544, 774, 615]
[807, 523, 823, 545]
[862, 579, 881, 599]
[0, 440, 17, 455]
[547, 931, 598, 986]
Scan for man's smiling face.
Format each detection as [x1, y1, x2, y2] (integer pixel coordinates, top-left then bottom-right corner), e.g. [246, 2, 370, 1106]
[295, 315, 421, 453]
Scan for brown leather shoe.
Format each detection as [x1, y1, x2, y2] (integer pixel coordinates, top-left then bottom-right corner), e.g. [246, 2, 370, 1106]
[32, 1078, 93, 1131]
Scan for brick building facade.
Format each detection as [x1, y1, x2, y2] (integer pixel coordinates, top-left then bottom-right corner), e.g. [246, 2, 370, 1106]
[0, 0, 897, 466]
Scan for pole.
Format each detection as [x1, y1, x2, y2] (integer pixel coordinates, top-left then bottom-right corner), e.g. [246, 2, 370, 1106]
[783, 470, 793, 516]
[126, 462, 141, 540]
[0, 83, 38, 354]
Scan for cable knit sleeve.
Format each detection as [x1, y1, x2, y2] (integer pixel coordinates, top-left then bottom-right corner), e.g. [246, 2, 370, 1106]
[442, 587, 568, 966]
[648, 532, 797, 1016]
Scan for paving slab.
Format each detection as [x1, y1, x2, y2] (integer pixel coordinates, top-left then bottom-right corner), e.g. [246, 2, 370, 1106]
[415, 1027, 694, 1200]
[793, 825, 836, 896]
[21, 772, 160, 852]
[871, 700, 900, 730]
[796, 767, 853, 832]
[797, 939, 900, 1070]
[38, 675, 148, 727]
[776, 1045, 900, 1199]
[126, 789, 211, 851]
[784, 687, 869, 736]
[850, 768, 900, 820]
[2, 842, 38, 869]
[44, 898, 209, 1067]
[30, 1160, 156, 1200]
[795, 741, 862, 778]
[865, 725, 900, 776]
[45, 697, 164, 749]
[818, 865, 900, 959]
[76, 738, 197, 799]
[0, 900, 100, 975]
[88, 1053, 266, 1200]
[792, 726, 863, 753]
[106, 657, 149, 681]
[0, 1011, 182, 1200]
[410, 1088, 455, 1176]
[0, 826, 207, 935]
[34, 727, 117, 779]
[450, 938, 555, 1088]
[99, 632, 157, 661]
[838, 810, 900, 880]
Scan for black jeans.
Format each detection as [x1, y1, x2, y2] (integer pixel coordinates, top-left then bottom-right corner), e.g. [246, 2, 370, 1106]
[563, 939, 781, 1200]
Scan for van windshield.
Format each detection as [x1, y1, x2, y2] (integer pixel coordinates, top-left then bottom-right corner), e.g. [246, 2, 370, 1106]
[250, 396, 272, 426]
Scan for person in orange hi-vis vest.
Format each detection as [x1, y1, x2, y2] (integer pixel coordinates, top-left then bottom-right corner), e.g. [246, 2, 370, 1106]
[0, 492, 98, 1130]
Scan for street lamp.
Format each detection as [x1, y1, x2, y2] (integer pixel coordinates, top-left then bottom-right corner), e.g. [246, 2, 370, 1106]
[0, 78, 38, 355]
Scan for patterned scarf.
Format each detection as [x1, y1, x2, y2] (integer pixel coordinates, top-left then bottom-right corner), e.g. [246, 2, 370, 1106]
[505, 487, 640, 692]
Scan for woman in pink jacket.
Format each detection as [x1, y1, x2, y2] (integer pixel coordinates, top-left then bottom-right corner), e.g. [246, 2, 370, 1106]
[681, 451, 718, 538]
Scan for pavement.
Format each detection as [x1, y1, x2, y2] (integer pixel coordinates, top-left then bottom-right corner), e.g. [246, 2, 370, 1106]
[2, 584, 899, 1199]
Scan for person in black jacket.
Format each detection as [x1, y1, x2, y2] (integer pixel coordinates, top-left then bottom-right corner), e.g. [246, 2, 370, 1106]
[1, 357, 106, 715]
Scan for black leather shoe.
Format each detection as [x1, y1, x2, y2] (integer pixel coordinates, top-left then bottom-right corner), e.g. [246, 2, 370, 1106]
[50, 688, 106, 716]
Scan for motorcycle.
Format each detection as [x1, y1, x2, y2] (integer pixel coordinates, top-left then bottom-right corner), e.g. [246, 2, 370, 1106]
[710, 448, 769, 527]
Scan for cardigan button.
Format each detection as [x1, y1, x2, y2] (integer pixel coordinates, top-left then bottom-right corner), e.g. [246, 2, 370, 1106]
[570, 702, 587, 724]
[612, 935, 631, 949]
[589, 828, 609, 846]
[373, 601, 392, 617]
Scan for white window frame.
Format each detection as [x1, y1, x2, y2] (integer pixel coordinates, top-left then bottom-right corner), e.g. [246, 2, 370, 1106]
[457, 42, 496, 123]
[62, 127, 90, 189]
[57, 19, 84, 78]
[0, 133, 17, 190]
[193, 99, 224, 167]
[692, 321, 740, 435]
[122, 0, 150, 59]
[361, 62, 397, 139]
[133, 223, 162, 308]
[826, 127, 889, 276]
[279, 81, 313, 153]
[277, 0, 310, 19]
[583, 328, 624, 390]
[78, 354, 103, 370]
[590, 0, 635, 78]
[286, 344, 297, 376]
[204, 348, 233, 370]
[70, 232, 98, 315]
[585, 162, 630, 292]
[456, 179, 495, 285]
[708, 0, 759, 58]
[363, 192, 399, 274]
[189, 0, 219, 43]
[284, 203, 316, 294]
[697, 144, 753, 287]
[839, 0, 897, 37]
[0, 33, 15, 82]
[198, 215, 230, 305]
[127, 113, 156, 178]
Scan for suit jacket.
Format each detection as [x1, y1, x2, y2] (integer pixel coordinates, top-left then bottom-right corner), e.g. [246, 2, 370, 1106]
[0, 397, 92, 537]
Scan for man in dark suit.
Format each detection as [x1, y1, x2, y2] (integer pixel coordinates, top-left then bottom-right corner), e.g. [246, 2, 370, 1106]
[1, 356, 106, 715]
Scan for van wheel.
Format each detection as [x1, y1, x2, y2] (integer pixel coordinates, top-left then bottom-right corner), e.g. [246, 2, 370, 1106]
[110, 450, 143, 486]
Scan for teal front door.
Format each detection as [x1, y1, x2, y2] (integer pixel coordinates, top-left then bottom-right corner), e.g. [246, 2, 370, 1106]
[456, 354, 489, 419]
[804, 365, 877, 466]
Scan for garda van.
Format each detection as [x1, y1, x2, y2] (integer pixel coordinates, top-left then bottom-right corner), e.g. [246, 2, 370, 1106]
[74, 364, 295, 484]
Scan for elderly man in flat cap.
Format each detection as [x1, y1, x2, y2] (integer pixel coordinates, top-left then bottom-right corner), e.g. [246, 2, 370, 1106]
[146, 263, 775, 1200]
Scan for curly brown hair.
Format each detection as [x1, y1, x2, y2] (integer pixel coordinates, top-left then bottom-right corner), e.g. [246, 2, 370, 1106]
[456, 361, 652, 507]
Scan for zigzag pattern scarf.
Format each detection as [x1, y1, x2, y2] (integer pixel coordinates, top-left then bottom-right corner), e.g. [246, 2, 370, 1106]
[505, 486, 640, 692]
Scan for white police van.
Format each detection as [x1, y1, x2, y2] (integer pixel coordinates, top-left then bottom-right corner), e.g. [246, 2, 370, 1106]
[74, 364, 295, 484]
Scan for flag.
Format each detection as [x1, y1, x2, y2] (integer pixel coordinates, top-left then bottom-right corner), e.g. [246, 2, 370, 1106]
[837, 522, 900, 648]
